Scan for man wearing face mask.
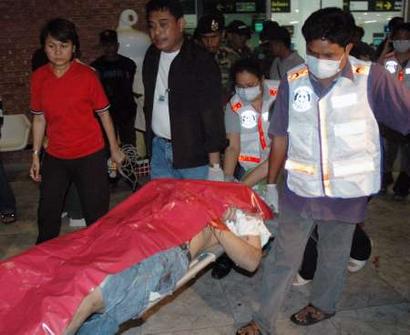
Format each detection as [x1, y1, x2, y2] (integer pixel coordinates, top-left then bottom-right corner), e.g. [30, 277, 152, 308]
[378, 22, 410, 199]
[237, 8, 410, 335]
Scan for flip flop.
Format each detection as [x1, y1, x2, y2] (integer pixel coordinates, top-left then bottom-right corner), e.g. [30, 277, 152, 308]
[236, 320, 262, 335]
[1, 212, 16, 224]
[290, 304, 335, 326]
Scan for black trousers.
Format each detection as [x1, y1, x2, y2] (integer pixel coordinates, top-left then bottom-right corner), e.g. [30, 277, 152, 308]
[299, 224, 372, 280]
[36, 149, 109, 244]
[0, 157, 16, 214]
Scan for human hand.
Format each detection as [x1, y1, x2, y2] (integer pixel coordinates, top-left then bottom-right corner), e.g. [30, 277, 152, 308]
[208, 165, 224, 181]
[29, 155, 41, 182]
[265, 184, 279, 213]
[110, 147, 125, 168]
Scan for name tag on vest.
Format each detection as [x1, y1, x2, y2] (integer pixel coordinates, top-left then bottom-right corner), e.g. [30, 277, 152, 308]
[331, 93, 358, 109]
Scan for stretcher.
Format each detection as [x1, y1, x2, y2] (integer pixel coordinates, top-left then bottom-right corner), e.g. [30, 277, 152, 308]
[0, 179, 272, 334]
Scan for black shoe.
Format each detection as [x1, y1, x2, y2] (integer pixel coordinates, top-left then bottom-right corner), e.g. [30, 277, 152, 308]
[211, 254, 233, 279]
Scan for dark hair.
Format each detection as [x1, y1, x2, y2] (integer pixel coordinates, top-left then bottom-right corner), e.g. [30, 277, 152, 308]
[40, 18, 80, 52]
[260, 20, 280, 42]
[388, 16, 404, 32]
[146, 0, 183, 20]
[391, 22, 410, 38]
[354, 26, 365, 40]
[268, 26, 291, 49]
[302, 7, 355, 47]
[231, 58, 263, 82]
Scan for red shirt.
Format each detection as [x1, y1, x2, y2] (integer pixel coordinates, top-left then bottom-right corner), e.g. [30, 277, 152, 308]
[31, 60, 109, 159]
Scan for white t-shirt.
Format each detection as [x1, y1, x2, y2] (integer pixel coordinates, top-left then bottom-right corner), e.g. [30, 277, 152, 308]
[151, 50, 180, 139]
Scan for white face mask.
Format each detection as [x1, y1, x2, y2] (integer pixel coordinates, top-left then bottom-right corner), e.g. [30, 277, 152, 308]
[392, 40, 410, 53]
[235, 85, 261, 102]
[306, 54, 343, 79]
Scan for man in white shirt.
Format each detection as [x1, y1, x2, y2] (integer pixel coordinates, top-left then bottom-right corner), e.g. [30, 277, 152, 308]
[143, 0, 226, 181]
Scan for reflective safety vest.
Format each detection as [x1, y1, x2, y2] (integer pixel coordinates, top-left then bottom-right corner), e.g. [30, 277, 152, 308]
[230, 80, 279, 170]
[384, 55, 410, 89]
[285, 57, 381, 198]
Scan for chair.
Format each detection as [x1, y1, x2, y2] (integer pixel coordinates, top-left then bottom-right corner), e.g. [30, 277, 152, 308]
[0, 114, 31, 152]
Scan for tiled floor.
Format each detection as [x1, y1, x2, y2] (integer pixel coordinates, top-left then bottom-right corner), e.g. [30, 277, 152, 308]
[1, 162, 410, 335]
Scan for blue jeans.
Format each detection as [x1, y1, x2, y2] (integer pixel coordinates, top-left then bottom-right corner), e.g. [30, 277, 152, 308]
[150, 137, 208, 180]
[77, 246, 190, 335]
[0, 158, 16, 214]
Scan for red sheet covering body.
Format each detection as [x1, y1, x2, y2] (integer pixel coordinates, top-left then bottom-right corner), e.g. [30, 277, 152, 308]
[0, 179, 272, 334]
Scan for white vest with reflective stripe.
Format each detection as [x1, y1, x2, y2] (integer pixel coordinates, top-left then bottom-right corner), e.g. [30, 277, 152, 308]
[384, 55, 410, 89]
[230, 80, 279, 171]
[285, 57, 381, 198]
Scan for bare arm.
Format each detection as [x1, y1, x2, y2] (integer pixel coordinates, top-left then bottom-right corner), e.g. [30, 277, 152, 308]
[242, 160, 269, 187]
[212, 228, 262, 272]
[29, 114, 46, 182]
[223, 132, 240, 177]
[98, 111, 124, 165]
[267, 135, 288, 184]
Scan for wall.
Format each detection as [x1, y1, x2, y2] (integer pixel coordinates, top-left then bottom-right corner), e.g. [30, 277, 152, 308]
[0, 0, 149, 115]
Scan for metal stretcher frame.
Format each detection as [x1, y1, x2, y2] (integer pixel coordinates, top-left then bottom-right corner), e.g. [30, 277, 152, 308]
[145, 244, 224, 311]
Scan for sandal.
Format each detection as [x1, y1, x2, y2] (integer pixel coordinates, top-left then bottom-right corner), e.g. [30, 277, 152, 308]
[290, 304, 335, 326]
[236, 320, 262, 335]
[1, 212, 17, 224]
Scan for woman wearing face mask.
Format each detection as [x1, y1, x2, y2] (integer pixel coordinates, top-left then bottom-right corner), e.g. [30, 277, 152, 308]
[223, 58, 279, 191]
[378, 22, 410, 199]
[211, 58, 278, 280]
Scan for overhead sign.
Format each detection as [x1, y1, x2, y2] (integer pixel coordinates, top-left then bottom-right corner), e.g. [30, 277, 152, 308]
[271, 0, 291, 12]
[344, 0, 402, 11]
[203, 0, 265, 13]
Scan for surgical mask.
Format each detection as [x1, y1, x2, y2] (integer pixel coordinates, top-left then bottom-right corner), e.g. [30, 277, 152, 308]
[235, 85, 261, 102]
[392, 40, 410, 53]
[306, 54, 343, 79]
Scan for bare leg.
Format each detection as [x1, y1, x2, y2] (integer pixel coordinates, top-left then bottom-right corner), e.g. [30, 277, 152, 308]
[64, 287, 105, 335]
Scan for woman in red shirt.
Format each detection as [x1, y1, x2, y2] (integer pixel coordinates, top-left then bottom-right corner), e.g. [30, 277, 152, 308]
[30, 18, 124, 243]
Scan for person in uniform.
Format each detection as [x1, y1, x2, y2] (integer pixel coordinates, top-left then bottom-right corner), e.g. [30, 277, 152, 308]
[378, 22, 410, 199]
[226, 20, 253, 59]
[237, 8, 410, 334]
[211, 58, 279, 280]
[196, 13, 239, 102]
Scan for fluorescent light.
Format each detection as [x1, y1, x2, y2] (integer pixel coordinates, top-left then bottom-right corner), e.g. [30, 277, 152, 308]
[289, 20, 299, 24]
[364, 20, 377, 23]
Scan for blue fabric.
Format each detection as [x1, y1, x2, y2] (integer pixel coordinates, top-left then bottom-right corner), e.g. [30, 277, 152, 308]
[77, 246, 189, 335]
[150, 137, 208, 180]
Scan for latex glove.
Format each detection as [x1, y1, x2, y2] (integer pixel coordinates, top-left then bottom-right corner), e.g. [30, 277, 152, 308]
[208, 164, 224, 181]
[265, 184, 279, 213]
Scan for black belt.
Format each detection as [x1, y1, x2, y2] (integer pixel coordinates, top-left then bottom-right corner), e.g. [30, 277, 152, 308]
[157, 136, 172, 143]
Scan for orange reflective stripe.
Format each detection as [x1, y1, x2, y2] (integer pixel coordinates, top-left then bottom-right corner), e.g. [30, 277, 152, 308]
[269, 87, 278, 97]
[258, 115, 267, 150]
[398, 70, 404, 81]
[231, 102, 243, 112]
[238, 155, 261, 163]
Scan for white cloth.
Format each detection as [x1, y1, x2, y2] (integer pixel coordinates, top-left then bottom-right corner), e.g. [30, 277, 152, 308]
[225, 208, 271, 247]
[151, 50, 180, 139]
